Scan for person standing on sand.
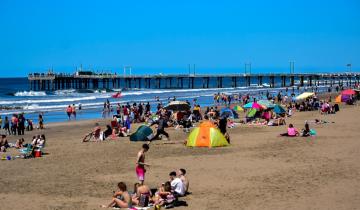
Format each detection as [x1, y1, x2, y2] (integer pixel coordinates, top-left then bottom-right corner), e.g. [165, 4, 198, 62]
[66, 105, 72, 120]
[71, 104, 76, 120]
[38, 114, 44, 129]
[136, 144, 150, 185]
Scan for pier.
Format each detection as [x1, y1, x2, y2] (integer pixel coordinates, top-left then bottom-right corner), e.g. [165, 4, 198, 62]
[28, 71, 360, 91]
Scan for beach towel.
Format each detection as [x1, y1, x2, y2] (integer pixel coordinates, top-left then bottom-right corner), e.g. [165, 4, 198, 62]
[309, 129, 317, 136]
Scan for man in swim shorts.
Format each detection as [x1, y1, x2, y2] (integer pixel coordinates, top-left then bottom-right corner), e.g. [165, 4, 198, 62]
[136, 144, 150, 185]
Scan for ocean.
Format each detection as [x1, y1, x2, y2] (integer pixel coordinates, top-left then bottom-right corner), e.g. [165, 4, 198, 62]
[0, 76, 337, 124]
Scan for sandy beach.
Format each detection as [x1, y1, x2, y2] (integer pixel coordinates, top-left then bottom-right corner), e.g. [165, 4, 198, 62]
[1, 103, 360, 210]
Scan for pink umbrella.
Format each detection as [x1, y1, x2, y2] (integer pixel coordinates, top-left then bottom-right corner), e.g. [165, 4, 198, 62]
[341, 89, 355, 95]
[252, 102, 263, 110]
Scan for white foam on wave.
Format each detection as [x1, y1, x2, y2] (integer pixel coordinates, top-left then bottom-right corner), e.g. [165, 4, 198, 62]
[14, 91, 47, 97]
[54, 89, 77, 95]
[0, 96, 101, 105]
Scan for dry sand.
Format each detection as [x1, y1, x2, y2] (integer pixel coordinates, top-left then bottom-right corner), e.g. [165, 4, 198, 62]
[1, 104, 360, 210]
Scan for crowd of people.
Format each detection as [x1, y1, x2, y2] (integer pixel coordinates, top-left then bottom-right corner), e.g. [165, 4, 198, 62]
[101, 143, 189, 209]
[0, 113, 44, 136]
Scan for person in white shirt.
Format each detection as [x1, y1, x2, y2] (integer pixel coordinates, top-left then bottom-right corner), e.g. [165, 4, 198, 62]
[169, 171, 185, 196]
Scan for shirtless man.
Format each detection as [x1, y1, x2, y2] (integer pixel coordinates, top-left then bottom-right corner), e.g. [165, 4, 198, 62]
[178, 168, 189, 194]
[136, 144, 150, 185]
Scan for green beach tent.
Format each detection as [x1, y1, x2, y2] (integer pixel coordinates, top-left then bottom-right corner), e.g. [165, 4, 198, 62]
[130, 125, 154, 141]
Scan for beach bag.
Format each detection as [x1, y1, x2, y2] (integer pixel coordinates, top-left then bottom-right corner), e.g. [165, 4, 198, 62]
[309, 129, 317, 136]
[138, 194, 149, 207]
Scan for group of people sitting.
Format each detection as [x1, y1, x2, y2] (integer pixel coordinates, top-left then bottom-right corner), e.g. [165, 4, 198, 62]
[83, 116, 131, 142]
[0, 134, 46, 158]
[101, 169, 189, 209]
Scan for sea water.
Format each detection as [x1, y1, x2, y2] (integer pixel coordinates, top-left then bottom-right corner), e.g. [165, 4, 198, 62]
[0, 76, 341, 124]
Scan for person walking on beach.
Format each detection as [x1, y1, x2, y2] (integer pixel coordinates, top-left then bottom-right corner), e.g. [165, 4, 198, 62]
[136, 144, 150, 185]
[150, 115, 169, 141]
[72, 104, 77, 120]
[38, 114, 44, 129]
[3, 116, 10, 135]
[66, 105, 72, 120]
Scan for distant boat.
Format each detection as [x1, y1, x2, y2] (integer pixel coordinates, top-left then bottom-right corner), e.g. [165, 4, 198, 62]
[112, 91, 122, 98]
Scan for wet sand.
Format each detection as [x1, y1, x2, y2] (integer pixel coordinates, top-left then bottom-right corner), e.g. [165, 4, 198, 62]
[1, 104, 360, 210]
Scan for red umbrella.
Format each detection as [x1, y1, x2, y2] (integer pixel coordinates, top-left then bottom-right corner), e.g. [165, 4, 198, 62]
[341, 89, 356, 95]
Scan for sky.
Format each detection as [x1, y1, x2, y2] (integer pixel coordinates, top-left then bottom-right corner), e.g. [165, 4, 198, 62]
[0, 0, 359, 77]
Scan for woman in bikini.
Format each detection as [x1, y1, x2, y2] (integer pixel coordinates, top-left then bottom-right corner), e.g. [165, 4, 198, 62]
[101, 182, 132, 208]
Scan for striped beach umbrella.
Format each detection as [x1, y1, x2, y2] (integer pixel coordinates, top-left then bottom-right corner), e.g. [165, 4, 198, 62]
[186, 121, 229, 148]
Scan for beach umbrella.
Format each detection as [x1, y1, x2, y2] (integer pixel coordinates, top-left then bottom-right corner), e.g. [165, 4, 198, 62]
[232, 105, 244, 112]
[164, 101, 190, 111]
[341, 89, 356, 95]
[295, 92, 315, 100]
[243, 102, 253, 109]
[247, 108, 257, 118]
[186, 121, 229, 148]
[273, 104, 286, 114]
[220, 107, 239, 119]
[243, 102, 264, 110]
[257, 100, 274, 108]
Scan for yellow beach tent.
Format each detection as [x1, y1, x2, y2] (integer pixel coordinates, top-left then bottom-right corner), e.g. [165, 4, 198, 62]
[186, 121, 229, 148]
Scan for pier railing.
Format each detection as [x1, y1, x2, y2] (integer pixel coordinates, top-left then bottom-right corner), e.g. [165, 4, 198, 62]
[27, 71, 360, 91]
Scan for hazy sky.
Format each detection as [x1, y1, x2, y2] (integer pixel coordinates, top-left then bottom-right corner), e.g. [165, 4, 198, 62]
[0, 0, 359, 77]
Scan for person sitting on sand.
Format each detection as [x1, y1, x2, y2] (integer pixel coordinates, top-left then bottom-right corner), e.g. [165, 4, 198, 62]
[38, 134, 46, 148]
[103, 125, 113, 139]
[31, 135, 41, 147]
[178, 168, 189, 194]
[93, 123, 102, 140]
[301, 122, 311, 137]
[153, 181, 175, 208]
[132, 183, 152, 207]
[280, 124, 299, 137]
[0, 135, 9, 152]
[15, 138, 25, 149]
[169, 171, 185, 196]
[101, 182, 132, 208]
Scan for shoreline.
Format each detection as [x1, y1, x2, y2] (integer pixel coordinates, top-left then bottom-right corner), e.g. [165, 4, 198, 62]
[0, 93, 359, 209]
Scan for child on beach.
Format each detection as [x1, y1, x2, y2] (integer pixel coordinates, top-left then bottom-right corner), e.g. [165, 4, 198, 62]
[136, 144, 150, 185]
[101, 182, 132, 208]
[280, 124, 299, 137]
[153, 181, 175, 208]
